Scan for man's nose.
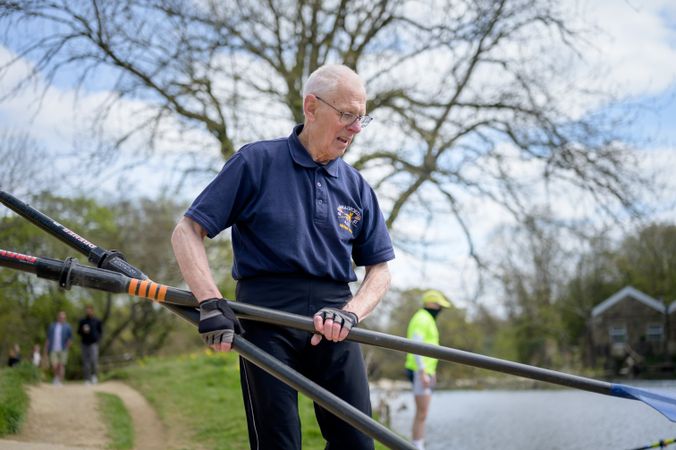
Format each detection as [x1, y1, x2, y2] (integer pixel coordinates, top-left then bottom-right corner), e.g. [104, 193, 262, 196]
[346, 119, 362, 133]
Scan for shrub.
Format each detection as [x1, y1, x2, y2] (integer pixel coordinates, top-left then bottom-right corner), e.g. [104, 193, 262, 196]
[0, 363, 40, 436]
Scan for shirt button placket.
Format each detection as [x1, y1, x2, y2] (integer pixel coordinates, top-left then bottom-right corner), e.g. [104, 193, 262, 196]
[315, 170, 327, 223]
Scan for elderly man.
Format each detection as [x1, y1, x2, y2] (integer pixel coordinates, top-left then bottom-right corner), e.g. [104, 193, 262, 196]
[172, 64, 394, 450]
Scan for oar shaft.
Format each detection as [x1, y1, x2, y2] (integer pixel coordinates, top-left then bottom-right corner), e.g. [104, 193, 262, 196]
[630, 438, 676, 450]
[0, 249, 131, 293]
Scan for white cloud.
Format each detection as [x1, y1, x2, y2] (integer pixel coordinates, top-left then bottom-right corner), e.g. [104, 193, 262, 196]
[576, 0, 676, 96]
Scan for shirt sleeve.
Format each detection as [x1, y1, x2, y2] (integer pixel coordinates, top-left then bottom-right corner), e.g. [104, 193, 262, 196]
[351, 184, 395, 266]
[185, 152, 256, 238]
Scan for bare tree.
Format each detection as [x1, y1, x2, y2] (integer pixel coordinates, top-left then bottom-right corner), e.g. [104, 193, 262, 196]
[491, 211, 572, 366]
[0, 0, 648, 273]
[0, 129, 53, 198]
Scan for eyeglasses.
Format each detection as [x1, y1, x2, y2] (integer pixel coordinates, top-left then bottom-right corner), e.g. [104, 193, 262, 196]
[315, 96, 373, 128]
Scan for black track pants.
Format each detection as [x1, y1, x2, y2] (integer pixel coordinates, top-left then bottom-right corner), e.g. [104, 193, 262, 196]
[237, 276, 375, 450]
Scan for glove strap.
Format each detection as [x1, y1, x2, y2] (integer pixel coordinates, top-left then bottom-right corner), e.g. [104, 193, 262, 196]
[344, 311, 359, 325]
[199, 298, 222, 311]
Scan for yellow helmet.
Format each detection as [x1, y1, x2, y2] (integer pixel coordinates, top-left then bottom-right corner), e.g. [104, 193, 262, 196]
[421, 289, 451, 308]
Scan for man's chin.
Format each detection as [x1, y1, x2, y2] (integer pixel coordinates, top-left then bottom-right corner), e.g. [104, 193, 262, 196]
[334, 142, 349, 156]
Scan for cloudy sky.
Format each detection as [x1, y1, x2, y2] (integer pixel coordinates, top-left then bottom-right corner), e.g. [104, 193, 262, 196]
[0, 0, 674, 310]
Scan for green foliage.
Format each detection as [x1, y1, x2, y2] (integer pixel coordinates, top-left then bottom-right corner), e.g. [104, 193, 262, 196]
[97, 392, 134, 450]
[615, 223, 676, 300]
[0, 363, 40, 436]
[555, 237, 623, 366]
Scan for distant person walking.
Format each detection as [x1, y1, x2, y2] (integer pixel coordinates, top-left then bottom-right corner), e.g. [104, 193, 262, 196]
[77, 304, 102, 384]
[405, 290, 451, 450]
[45, 311, 72, 385]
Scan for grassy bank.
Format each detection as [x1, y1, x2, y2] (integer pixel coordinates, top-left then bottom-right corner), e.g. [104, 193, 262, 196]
[116, 350, 390, 449]
[0, 363, 40, 437]
[97, 392, 134, 450]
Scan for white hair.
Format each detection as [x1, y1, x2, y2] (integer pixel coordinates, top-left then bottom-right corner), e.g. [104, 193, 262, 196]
[302, 64, 365, 98]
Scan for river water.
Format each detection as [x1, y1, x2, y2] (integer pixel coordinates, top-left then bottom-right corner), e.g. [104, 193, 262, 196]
[376, 381, 676, 450]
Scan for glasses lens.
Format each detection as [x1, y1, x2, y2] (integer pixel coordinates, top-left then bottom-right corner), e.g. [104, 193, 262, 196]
[340, 112, 357, 125]
[339, 113, 373, 128]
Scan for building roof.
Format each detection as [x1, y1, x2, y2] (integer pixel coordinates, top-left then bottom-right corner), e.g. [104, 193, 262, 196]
[591, 286, 665, 317]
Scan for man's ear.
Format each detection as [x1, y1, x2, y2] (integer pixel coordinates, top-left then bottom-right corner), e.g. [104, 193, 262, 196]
[303, 95, 318, 122]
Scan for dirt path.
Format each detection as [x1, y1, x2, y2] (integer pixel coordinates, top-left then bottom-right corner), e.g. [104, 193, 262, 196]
[0, 381, 167, 450]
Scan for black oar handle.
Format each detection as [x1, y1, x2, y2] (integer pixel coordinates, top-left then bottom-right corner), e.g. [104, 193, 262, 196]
[0, 250, 130, 293]
[0, 190, 146, 280]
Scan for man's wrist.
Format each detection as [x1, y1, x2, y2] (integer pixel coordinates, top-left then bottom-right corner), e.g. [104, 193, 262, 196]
[343, 310, 359, 324]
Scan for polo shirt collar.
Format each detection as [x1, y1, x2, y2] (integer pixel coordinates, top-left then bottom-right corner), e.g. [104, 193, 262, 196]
[288, 124, 341, 178]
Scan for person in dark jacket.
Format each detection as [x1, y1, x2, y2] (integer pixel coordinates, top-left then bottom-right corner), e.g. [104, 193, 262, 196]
[77, 305, 102, 384]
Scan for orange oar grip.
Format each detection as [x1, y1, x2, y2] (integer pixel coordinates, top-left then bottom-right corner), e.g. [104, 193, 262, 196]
[127, 278, 167, 302]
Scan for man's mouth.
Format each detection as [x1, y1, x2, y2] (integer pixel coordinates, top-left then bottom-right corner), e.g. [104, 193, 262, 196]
[337, 137, 350, 145]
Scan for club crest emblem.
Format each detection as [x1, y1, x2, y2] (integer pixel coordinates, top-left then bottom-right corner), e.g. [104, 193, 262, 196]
[337, 205, 361, 234]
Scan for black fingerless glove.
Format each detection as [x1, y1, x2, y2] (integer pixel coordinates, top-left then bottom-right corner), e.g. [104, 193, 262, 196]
[198, 298, 244, 346]
[315, 307, 359, 333]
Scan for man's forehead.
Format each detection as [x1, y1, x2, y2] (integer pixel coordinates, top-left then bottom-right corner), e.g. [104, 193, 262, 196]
[332, 86, 367, 111]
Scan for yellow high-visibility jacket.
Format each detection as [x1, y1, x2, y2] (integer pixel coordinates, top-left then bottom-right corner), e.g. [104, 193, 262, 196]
[405, 309, 439, 375]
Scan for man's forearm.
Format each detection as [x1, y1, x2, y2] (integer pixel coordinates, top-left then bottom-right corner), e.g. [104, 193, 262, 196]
[171, 217, 222, 302]
[343, 262, 390, 321]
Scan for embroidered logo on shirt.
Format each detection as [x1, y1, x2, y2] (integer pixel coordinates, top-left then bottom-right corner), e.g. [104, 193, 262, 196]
[337, 205, 361, 234]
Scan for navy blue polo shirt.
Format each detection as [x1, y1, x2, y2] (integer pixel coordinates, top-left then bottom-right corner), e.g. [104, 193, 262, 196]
[185, 125, 395, 282]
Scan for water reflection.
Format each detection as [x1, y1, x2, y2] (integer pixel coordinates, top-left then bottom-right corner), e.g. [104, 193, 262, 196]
[377, 382, 676, 450]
